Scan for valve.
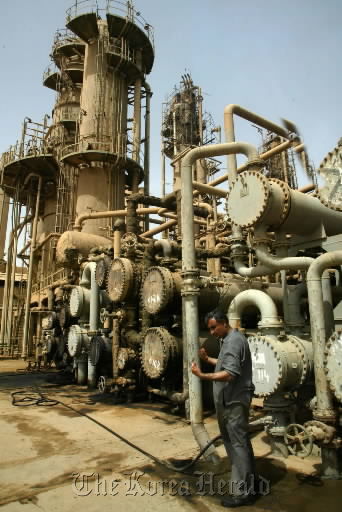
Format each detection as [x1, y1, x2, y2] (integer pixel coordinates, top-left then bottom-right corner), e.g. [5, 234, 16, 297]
[284, 423, 313, 458]
[97, 375, 111, 394]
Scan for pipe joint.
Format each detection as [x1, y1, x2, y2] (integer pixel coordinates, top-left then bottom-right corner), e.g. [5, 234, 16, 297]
[244, 158, 265, 172]
[181, 270, 201, 296]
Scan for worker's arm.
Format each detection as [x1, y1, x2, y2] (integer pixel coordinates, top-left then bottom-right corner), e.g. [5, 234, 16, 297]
[199, 347, 217, 366]
[191, 362, 235, 382]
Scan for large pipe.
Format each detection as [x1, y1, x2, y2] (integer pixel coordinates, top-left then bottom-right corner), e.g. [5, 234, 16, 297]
[223, 104, 291, 184]
[322, 270, 334, 338]
[143, 82, 152, 232]
[192, 181, 227, 198]
[255, 245, 314, 270]
[73, 207, 160, 231]
[181, 141, 261, 462]
[307, 251, 342, 421]
[228, 289, 282, 330]
[80, 262, 99, 388]
[140, 219, 177, 238]
[56, 231, 112, 265]
[21, 175, 43, 359]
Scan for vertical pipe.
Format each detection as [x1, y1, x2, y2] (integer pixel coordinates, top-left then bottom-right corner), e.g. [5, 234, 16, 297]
[144, 83, 151, 232]
[113, 229, 121, 258]
[0, 190, 10, 260]
[322, 270, 334, 338]
[181, 142, 259, 461]
[132, 51, 142, 163]
[21, 176, 42, 359]
[112, 317, 119, 380]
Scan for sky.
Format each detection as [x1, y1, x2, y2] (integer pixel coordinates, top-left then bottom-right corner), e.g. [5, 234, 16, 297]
[0, 0, 341, 198]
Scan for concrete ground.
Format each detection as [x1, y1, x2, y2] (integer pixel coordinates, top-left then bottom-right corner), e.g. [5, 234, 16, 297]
[0, 359, 341, 512]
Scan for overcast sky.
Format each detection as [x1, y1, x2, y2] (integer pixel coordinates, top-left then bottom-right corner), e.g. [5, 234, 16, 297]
[0, 0, 341, 195]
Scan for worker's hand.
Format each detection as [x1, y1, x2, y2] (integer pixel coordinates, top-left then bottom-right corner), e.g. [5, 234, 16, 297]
[191, 362, 202, 377]
[199, 347, 209, 362]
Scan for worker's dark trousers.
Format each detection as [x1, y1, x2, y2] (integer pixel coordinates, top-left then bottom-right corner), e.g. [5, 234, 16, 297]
[216, 401, 256, 497]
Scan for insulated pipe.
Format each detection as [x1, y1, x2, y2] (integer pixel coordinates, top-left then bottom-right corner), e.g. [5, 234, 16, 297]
[112, 318, 120, 380]
[143, 82, 152, 232]
[192, 181, 227, 198]
[80, 262, 99, 332]
[80, 262, 99, 388]
[322, 270, 334, 338]
[228, 289, 282, 330]
[201, 140, 292, 189]
[141, 219, 177, 238]
[181, 141, 260, 463]
[223, 104, 291, 184]
[286, 282, 307, 330]
[298, 184, 315, 194]
[255, 246, 314, 270]
[21, 175, 43, 359]
[307, 251, 342, 421]
[73, 207, 160, 231]
[233, 259, 276, 278]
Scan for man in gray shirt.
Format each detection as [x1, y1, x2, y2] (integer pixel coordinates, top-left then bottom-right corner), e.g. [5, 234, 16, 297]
[191, 309, 257, 507]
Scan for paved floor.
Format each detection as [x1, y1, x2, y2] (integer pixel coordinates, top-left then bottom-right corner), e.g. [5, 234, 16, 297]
[0, 359, 341, 511]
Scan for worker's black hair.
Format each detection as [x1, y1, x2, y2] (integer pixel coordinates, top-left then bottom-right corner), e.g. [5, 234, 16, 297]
[205, 309, 229, 325]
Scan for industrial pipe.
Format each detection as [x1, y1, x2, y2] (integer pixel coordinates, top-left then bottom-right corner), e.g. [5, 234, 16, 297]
[112, 318, 120, 380]
[140, 219, 177, 238]
[80, 262, 99, 388]
[181, 141, 261, 463]
[73, 207, 160, 231]
[223, 104, 292, 184]
[322, 270, 335, 338]
[21, 175, 43, 359]
[228, 289, 282, 330]
[143, 82, 152, 232]
[255, 245, 314, 270]
[307, 251, 342, 421]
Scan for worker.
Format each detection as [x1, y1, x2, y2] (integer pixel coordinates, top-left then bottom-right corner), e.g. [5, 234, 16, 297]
[191, 309, 259, 507]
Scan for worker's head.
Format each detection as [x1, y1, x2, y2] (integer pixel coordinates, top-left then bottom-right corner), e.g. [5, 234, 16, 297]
[205, 309, 230, 339]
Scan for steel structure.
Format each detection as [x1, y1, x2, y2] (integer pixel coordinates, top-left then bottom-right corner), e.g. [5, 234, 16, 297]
[0, 0, 342, 480]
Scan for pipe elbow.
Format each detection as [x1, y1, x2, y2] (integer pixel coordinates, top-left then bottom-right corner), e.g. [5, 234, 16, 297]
[80, 261, 97, 287]
[307, 251, 342, 282]
[228, 289, 282, 330]
[255, 247, 314, 271]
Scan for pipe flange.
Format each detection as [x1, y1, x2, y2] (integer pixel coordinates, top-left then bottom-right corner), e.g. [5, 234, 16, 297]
[289, 336, 307, 385]
[69, 286, 86, 318]
[89, 335, 105, 366]
[68, 324, 87, 357]
[269, 177, 290, 223]
[248, 335, 283, 396]
[141, 266, 175, 315]
[95, 256, 112, 289]
[226, 171, 270, 228]
[106, 257, 135, 302]
[121, 232, 138, 252]
[140, 327, 179, 379]
[324, 329, 342, 402]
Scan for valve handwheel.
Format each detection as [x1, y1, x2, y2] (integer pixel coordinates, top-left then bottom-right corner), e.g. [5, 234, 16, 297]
[284, 423, 313, 458]
[98, 375, 110, 394]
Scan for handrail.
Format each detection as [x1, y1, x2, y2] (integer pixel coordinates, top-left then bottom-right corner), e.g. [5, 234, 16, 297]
[66, 0, 154, 48]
